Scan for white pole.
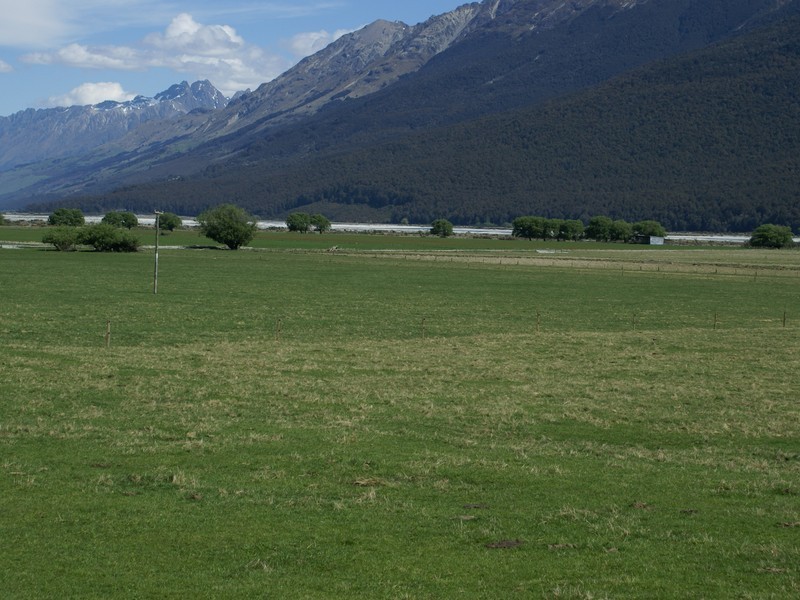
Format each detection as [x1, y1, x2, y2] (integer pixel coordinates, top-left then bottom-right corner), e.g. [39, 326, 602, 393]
[153, 211, 162, 294]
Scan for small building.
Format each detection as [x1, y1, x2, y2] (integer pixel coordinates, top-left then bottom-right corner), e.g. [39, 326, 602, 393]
[631, 235, 665, 246]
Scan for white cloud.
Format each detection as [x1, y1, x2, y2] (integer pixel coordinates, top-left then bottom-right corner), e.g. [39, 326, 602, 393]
[144, 13, 245, 55]
[0, 59, 13, 73]
[47, 82, 136, 107]
[288, 28, 352, 58]
[24, 43, 140, 70]
[20, 13, 297, 96]
[0, 0, 72, 48]
[0, 0, 189, 48]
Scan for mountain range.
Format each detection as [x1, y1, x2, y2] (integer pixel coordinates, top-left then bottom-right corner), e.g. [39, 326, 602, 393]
[0, 80, 228, 171]
[3, 0, 800, 232]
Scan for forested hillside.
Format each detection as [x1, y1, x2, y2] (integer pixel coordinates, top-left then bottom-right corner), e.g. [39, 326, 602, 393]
[56, 14, 800, 231]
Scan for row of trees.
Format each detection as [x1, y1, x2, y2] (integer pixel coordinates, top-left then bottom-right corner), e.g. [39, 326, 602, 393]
[512, 215, 667, 242]
[47, 207, 182, 231]
[42, 208, 185, 252]
[33, 205, 797, 251]
[286, 212, 332, 233]
[196, 208, 335, 249]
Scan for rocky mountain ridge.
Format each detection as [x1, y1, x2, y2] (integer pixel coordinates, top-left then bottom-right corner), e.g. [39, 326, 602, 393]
[0, 80, 228, 170]
[106, 2, 518, 152]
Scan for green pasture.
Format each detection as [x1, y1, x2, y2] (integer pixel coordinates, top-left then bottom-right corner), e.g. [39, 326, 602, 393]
[1, 243, 798, 598]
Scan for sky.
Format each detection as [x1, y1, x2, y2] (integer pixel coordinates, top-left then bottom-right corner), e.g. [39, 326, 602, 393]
[0, 0, 463, 117]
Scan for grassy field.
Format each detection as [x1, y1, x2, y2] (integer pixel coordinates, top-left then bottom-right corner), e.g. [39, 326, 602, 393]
[1, 239, 799, 598]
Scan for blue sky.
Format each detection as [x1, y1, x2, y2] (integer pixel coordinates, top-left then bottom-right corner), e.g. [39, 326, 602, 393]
[0, 0, 463, 117]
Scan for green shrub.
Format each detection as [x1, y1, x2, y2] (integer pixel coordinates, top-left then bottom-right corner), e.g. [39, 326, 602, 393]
[586, 216, 614, 241]
[512, 216, 546, 240]
[633, 220, 667, 238]
[102, 211, 138, 229]
[198, 204, 258, 249]
[48, 208, 85, 227]
[430, 219, 454, 237]
[286, 212, 312, 233]
[611, 220, 633, 242]
[158, 212, 182, 232]
[310, 214, 331, 233]
[42, 227, 81, 251]
[559, 219, 585, 241]
[78, 223, 140, 252]
[749, 224, 794, 248]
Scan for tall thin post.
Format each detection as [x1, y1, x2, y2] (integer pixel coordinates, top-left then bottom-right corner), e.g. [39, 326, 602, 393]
[153, 211, 162, 294]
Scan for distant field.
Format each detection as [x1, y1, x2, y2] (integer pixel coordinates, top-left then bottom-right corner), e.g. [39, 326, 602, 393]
[1, 243, 798, 598]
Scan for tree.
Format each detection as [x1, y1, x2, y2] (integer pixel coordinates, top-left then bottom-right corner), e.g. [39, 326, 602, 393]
[610, 220, 633, 242]
[0, 213, 6, 226]
[158, 212, 182, 232]
[586, 216, 614, 241]
[749, 224, 794, 248]
[430, 219, 454, 237]
[512, 216, 546, 240]
[48, 208, 84, 227]
[78, 223, 140, 252]
[102, 211, 138, 229]
[559, 219, 585, 241]
[310, 213, 331, 233]
[545, 219, 564, 241]
[198, 204, 258, 249]
[286, 212, 312, 232]
[42, 227, 81, 251]
[633, 220, 667, 238]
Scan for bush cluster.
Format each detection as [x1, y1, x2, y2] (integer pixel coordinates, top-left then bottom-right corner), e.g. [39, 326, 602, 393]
[286, 212, 331, 233]
[430, 219, 454, 237]
[79, 224, 140, 252]
[42, 209, 140, 252]
[512, 215, 666, 242]
[198, 204, 258, 249]
[48, 208, 85, 227]
[101, 211, 138, 229]
[42, 223, 140, 252]
[749, 224, 795, 248]
[158, 212, 182, 232]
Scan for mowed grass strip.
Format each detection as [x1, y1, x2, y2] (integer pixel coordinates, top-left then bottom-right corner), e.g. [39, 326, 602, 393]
[1, 247, 799, 598]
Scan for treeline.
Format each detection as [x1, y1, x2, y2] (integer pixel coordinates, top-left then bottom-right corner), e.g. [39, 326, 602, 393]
[511, 216, 666, 242]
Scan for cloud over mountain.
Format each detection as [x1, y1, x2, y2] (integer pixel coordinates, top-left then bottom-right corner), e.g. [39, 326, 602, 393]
[47, 82, 136, 108]
[21, 13, 289, 98]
